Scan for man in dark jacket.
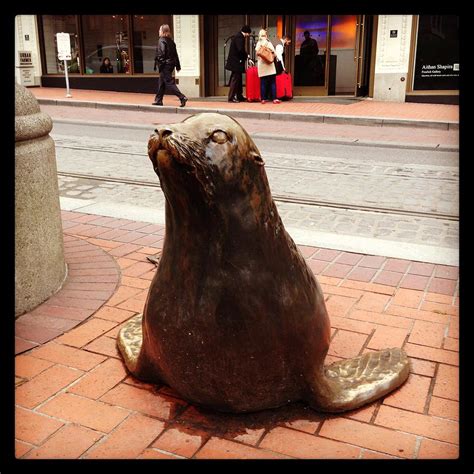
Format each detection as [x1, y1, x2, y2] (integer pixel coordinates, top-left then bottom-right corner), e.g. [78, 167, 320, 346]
[225, 25, 251, 102]
[152, 24, 188, 107]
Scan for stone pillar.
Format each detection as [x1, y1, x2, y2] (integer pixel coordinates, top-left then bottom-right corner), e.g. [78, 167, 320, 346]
[15, 83, 66, 317]
[373, 15, 413, 102]
[173, 15, 201, 98]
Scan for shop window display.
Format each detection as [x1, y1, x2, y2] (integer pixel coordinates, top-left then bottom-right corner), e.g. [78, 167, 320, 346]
[41, 15, 80, 74]
[81, 15, 130, 74]
[132, 15, 172, 73]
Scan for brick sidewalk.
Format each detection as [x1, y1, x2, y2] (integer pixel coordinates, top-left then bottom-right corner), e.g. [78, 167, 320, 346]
[14, 210, 459, 459]
[31, 87, 459, 122]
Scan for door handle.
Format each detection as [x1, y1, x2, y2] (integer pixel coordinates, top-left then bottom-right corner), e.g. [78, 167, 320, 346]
[354, 21, 361, 62]
[357, 18, 366, 86]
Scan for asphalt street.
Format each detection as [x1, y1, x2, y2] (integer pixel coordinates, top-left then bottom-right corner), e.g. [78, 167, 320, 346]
[51, 120, 459, 265]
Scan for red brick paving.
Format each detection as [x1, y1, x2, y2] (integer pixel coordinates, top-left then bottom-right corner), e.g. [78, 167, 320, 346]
[32, 87, 459, 122]
[14, 210, 460, 459]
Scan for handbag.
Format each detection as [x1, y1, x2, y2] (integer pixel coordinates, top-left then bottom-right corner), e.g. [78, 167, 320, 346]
[256, 43, 275, 64]
[274, 58, 284, 75]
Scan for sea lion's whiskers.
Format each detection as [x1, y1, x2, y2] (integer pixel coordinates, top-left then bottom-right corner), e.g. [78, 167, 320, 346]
[167, 134, 204, 164]
[167, 133, 216, 200]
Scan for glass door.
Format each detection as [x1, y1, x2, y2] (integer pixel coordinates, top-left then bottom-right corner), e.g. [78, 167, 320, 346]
[215, 15, 246, 96]
[292, 15, 330, 96]
[211, 15, 283, 97]
[329, 15, 358, 95]
[205, 15, 372, 97]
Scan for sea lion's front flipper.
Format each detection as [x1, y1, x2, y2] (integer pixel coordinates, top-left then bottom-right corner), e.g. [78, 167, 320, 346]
[312, 348, 410, 413]
[117, 313, 165, 384]
[117, 313, 144, 375]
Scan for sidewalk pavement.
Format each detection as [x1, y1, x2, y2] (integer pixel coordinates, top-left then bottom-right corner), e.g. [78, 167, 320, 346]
[34, 87, 459, 151]
[31, 87, 459, 131]
[15, 209, 459, 460]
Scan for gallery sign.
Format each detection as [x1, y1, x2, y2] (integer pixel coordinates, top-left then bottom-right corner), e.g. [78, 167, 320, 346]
[413, 15, 459, 90]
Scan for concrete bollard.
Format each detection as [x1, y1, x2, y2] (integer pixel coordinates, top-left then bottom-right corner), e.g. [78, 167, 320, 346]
[15, 83, 66, 317]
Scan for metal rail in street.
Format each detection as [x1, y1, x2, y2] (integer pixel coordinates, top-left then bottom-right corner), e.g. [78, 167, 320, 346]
[57, 170, 459, 222]
[54, 143, 458, 183]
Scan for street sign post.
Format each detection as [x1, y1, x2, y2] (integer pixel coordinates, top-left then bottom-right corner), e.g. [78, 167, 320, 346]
[56, 32, 72, 97]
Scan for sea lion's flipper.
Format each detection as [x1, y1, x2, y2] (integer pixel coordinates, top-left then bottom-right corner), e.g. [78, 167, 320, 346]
[146, 254, 161, 266]
[312, 348, 410, 413]
[117, 313, 144, 374]
[117, 313, 163, 384]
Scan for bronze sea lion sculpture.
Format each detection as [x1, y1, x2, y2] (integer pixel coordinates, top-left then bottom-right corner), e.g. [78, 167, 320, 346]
[118, 112, 410, 413]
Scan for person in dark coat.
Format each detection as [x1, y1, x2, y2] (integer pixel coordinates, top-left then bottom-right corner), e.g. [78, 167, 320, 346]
[225, 25, 251, 102]
[100, 57, 113, 73]
[152, 24, 188, 107]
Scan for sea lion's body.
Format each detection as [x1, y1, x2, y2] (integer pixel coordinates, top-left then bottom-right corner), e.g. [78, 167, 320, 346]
[118, 113, 409, 413]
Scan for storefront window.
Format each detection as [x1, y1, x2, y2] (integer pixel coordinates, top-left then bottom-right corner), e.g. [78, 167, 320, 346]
[81, 15, 130, 74]
[413, 15, 459, 91]
[41, 15, 80, 74]
[131, 15, 172, 73]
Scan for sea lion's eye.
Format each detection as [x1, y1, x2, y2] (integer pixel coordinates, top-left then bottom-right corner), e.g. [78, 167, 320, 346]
[210, 130, 229, 144]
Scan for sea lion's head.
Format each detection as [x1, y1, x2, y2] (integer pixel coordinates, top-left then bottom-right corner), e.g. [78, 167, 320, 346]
[148, 113, 267, 211]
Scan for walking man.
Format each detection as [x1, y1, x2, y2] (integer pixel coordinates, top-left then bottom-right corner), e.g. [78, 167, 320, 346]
[225, 25, 251, 103]
[152, 24, 188, 107]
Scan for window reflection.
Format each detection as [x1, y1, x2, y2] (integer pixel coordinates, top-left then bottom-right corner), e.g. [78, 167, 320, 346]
[132, 15, 172, 73]
[81, 15, 130, 74]
[294, 15, 327, 86]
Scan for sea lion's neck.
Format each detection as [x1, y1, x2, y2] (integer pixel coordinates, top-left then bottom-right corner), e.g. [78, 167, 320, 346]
[162, 186, 282, 255]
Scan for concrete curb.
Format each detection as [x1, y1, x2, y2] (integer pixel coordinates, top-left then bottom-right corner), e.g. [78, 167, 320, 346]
[253, 133, 459, 151]
[51, 118, 459, 152]
[39, 98, 459, 131]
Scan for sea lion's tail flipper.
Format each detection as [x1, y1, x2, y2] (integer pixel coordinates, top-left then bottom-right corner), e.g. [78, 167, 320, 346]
[314, 348, 410, 413]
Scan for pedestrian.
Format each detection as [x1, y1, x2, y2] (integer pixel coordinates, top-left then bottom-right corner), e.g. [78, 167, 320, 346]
[275, 35, 291, 74]
[152, 24, 188, 107]
[255, 29, 280, 104]
[99, 57, 113, 73]
[225, 24, 252, 103]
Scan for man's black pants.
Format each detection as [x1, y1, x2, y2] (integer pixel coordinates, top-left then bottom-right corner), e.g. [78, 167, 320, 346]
[228, 71, 244, 101]
[154, 65, 185, 102]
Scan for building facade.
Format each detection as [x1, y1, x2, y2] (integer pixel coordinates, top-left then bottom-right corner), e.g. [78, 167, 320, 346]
[15, 14, 459, 103]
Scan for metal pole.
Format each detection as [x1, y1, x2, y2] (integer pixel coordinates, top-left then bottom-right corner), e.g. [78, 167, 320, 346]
[64, 59, 72, 98]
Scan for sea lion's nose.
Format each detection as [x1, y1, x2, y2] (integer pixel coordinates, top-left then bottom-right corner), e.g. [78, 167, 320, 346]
[154, 127, 173, 143]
